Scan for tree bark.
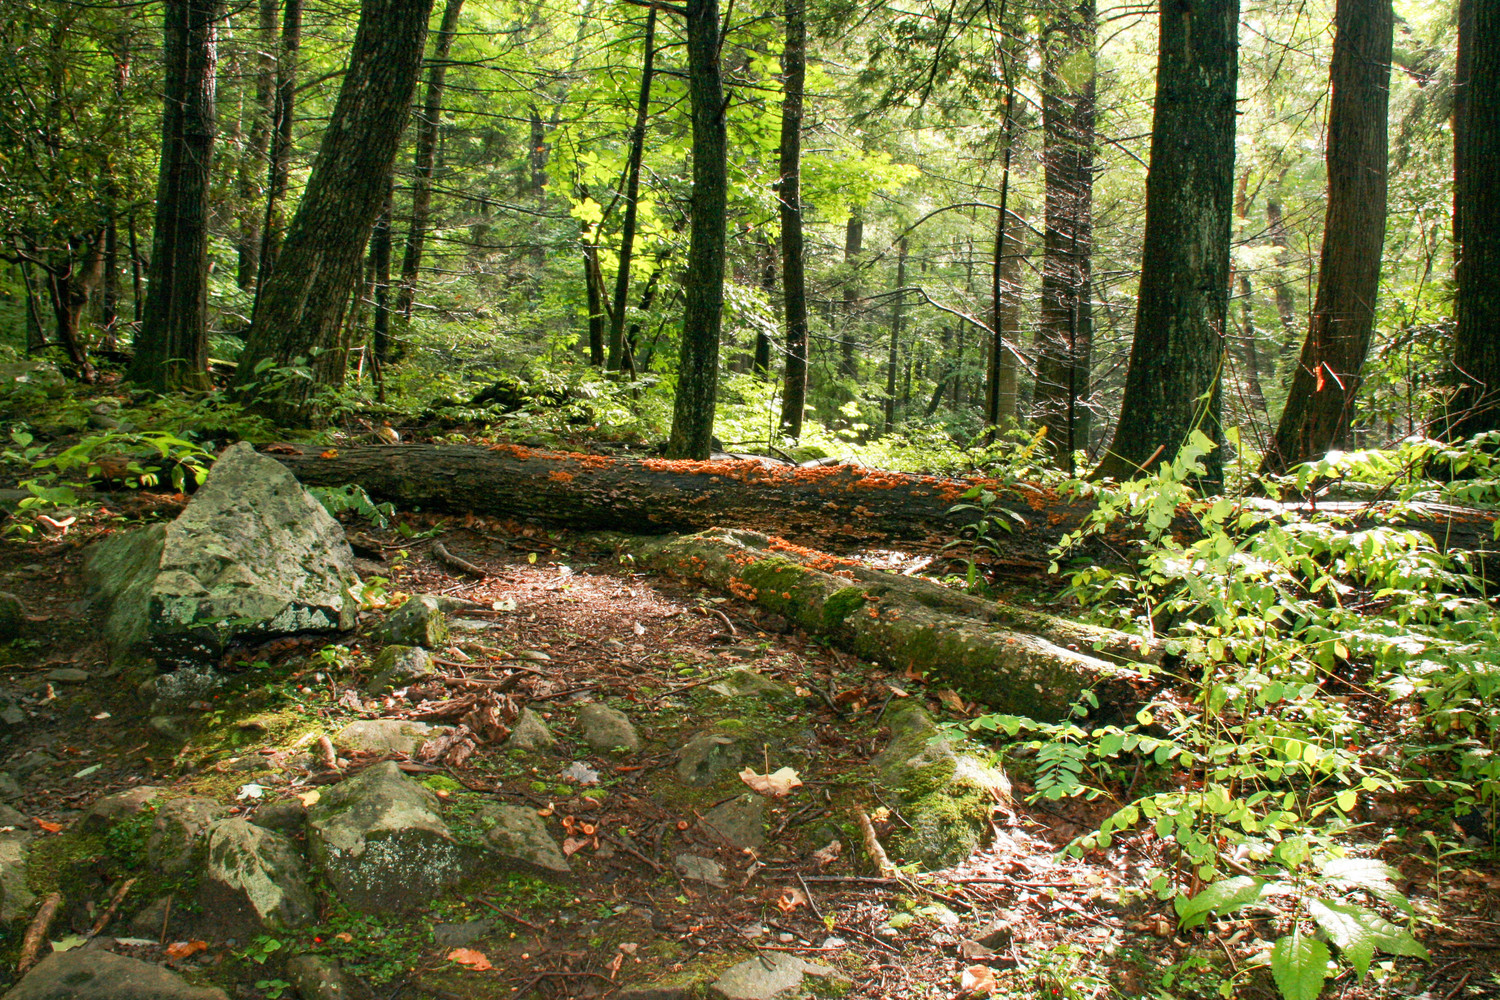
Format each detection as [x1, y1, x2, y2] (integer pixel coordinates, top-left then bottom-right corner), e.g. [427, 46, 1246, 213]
[237, 0, 277, 292]
[777, 0, 809, 440]
[236, 0, 433, 416]
[132, 0, 219, 393]
[1443, 0, 1500, 439]
[392, 0, 465, 348]
[1263, 0, 1393, 474]
[607, 6, 657, 374]
[1033, 0, 1096, 464]
[255, 0, 302, 302]
[1094, 0, 1239, 482]
[884, 237, 908, 435]
[370, 174, 395, 369]
[753, 240, 775, 376]
[839, 213, 864, 379]
[665, 0, 728, 459]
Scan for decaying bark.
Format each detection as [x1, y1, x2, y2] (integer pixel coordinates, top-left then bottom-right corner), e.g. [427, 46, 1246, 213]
[625, 528, 1154, 719]
[269, 444, 1500, 575]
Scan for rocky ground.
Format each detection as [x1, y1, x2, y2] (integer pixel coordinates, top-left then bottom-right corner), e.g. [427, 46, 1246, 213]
[0, 446, 1493, 1000]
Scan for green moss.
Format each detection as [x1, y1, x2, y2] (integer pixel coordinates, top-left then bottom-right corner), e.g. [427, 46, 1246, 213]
[821, 587, 868, 630]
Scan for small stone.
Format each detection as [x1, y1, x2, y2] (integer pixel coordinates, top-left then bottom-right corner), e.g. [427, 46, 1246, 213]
[126, 896, 179, 939]
[472, 803, 570, 874]
[0, 593, 23, 643]
[710, 953, 835, 1000]
[199, 818, 316, 936]
[148, 796, 226, 874]
[149, 716, 192, 742]
[517, 649, 552, 662]
[43, 668, 90, 684]
[675, 733, 744, 787]
[777, 933, 794, 943]
[365, 645, 435, 691]
[674, 853, 726, 888]
[740, 922, 767, 938]
[2, 948, 230, 999]
[706, 668, 795, 702]
[700, 794, 767, 851]
[504, 709, 556, 752]
[285, 954, 350, 1000]
[333, 719, 450, 756]
[821, 936, 848, 949]
[250, 798, 308, 834]
[975, 917, 1015, 951]
[0, 707, 24, 727]
[577, 703, 640, 753]
[79, 786, 163, 834]
[0, 772, 22, 802]
[433, 918, 494, 949]
[377, 595, 450, 648]
[0, 805, 24, 827]
[12, 752, 56, 779]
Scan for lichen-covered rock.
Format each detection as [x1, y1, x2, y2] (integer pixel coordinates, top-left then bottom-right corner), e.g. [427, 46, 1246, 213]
[148, 796, 226, 874]
[472, 803, 570, 874]
[198, 818, 315, 935]
[577, 703, 639, 752]
[333, 719, 450, 755]
[711, 953, 838, 1000]
[873, 702, 1008, 868]
[2, 948, 229, 999]
[0, 593, 23, 643]
[307, 761, 464, 912]
[0, 831, 34, 922]
[286, 955, 350, 1000]
[83, 442, 358, 667]
[79, 786, 163, 835]
[676, 732, 745, 787]
[705, 668, 795, 704]
[503, 708, 556, 751]
[365, 645, 435, 690]
[701, 794, 767, 851]
[376, 595, 449, 648]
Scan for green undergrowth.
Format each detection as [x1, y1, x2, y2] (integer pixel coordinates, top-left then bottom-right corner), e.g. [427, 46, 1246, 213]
[962, 432, 1500, 1000]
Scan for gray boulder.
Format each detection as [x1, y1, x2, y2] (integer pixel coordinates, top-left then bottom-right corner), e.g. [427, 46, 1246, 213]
[0, 773, 21, 803]
[366, 645, 435, 690]
[147, 796, 226, 874]
[0, 832, 34, 921]
[376, 595, 449, 648]
[198, 818, 316, 936]
[503, 708, 556, 751]
[472, 803, 569, 874]
[307, 761, 464, 912]
[701, 794, 767, 851]
[676, 733, 745, 787]
[79, 786, 162, 835]
[0, 593, 22, 643]
[710, 954, 837, 1000]
[333, 719, 450, 756]
[83, 442, 357, 667]
[577, 703, 639, 752]
[286, 955, 350, 1000]
[2, 949, 229, 1000]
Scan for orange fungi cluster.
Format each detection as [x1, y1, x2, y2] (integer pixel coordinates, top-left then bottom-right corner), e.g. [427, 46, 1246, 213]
[728, 579, 760, 602]
[490, 443, 535, 460]
[766, 536, 860, 573]
[547, 470, 575, 483]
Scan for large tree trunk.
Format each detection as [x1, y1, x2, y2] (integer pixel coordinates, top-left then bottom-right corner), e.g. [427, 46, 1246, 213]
[132, 0, 219, 393]
[629, 529, 1152, 719]
[884, 237, 908, 435]
[236, 0, 433, 417]
[1094, 0, 1239, 482]
[665, 0, 728, 459]
[777, 0, 809, 440]
[255, 0, 302, 301]
[607, 6, 657, 374]
[1033, 0, 1096, 464]
[237, 0, 277, 292]
[1263, 0, 1393, 474]
[1443, 0, 1500, 439]
[370, 174, 395, 370]
[391, 0, 465, 349]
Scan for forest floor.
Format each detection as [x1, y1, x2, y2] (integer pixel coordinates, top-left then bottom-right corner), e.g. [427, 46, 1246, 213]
[0, 477, 1497, 999]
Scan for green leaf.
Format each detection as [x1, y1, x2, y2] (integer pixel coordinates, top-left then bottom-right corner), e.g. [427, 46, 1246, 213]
[1271, 931, 1331, 1000]
[1174, 876, 1264, 929]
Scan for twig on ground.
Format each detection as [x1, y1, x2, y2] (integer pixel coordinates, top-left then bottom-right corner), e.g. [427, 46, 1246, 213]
[18, 893, 61, 974]
[89, 877, 137, 937]
[854, 808, 898, 878]
[433, 542, 488, 578]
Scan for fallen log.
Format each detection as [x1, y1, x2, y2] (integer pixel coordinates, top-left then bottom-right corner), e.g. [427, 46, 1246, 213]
[625, 528, 1156, 720]
[269, 443, 1500, 575]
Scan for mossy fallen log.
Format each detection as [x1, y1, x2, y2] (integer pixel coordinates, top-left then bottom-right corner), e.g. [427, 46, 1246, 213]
[625, 528, 1156, 720]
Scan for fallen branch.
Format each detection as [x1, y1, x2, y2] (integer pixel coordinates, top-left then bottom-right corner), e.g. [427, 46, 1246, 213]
[88, 877, 137, 937]
[18, 892, 61, 974]
[855, 809, 899, 879]
[433, 542, 488, 578]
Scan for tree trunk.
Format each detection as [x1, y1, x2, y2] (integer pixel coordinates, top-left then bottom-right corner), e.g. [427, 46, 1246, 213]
[753, 240, 775, 376]
[132, 0, 219, 393]
[583, 224, 606, 366]
[392, 0, 465, 347]
[1443, 0, 1500, 439]
[838, 213, 864, 380]
[884, 236, 908, 435]
[101, 215, 119, 350]
[1266, 189, 1300, 345]
[269, 443, 1500, 574]
[1034, 0, 1096, 464]
[631, 529, 1152, 718]
[985, 67, 1019, 436]
[1094, 0, 1239, 482]
[777, 0, 809, 439]
[1232, 168, 1268, 418]
[607, 6, 657, 373]
[1263, 0, 1393, 474]
[237, 0, 277, 291]
[236, 0, 433, 416]
[996, 211, 1024, 429]
[665, 0, 728, 459]
[370, 174, 395, 369]
[255, 0, 302, 301]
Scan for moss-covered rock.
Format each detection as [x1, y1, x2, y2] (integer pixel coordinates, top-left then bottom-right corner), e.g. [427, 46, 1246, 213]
[199, 818, 316, 936]
[873, 702, 1009, 869]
